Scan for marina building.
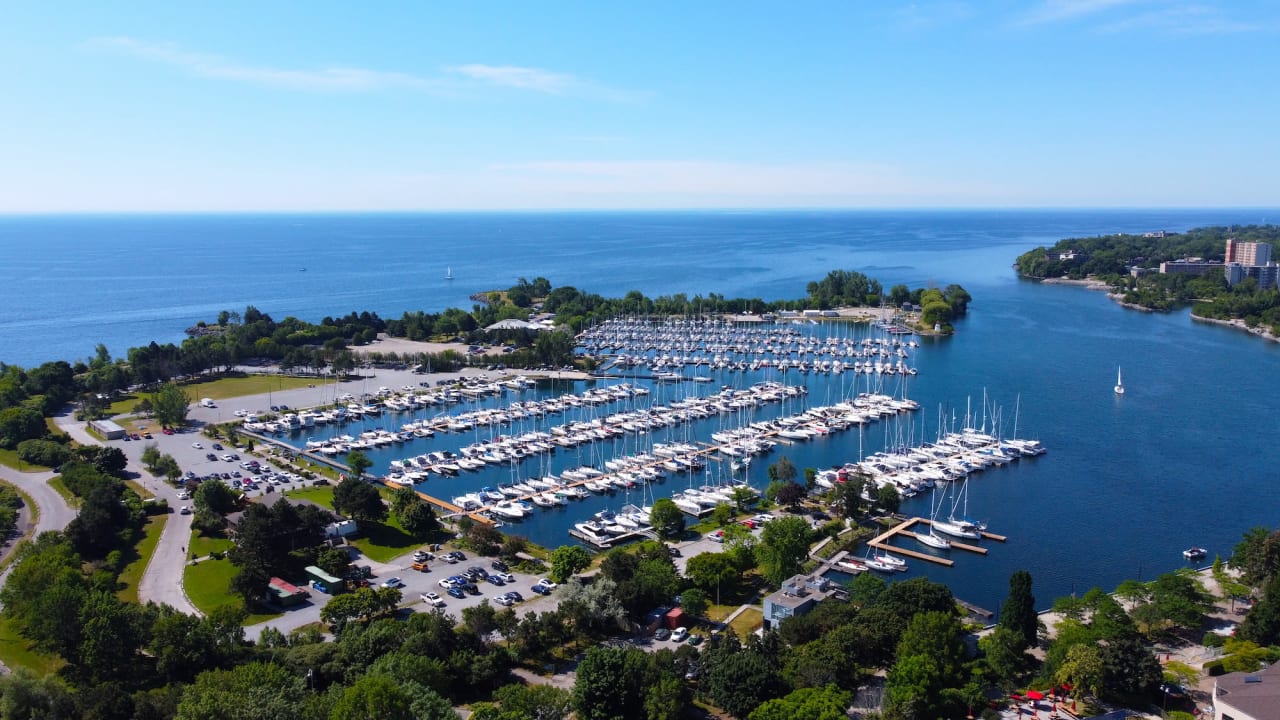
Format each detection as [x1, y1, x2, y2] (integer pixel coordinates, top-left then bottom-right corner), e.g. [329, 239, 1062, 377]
[761, 573, 846, 630]
[1213, 661, 1280, 720]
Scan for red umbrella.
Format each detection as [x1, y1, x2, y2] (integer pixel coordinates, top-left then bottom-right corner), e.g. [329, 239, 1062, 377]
[1026, 691, 1045, 701]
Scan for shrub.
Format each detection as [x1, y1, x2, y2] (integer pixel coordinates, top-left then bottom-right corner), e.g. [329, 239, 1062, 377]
[1204, 660, 1225, 676]
[16, 439, 71, 468]
[1203, 632, 1226, 648]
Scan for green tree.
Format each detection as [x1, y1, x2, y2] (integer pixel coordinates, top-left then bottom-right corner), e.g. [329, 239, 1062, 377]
[152, 382, 192, 429]
[398, 499, 439, 539]
[979, 626, 1031, 689]
[884, 611, 966, 720]
[549, 545, 592, 583]
[194, 479, 238, 516]
[175, 662, 307, 720]
[1054, 643, 1104, 706]
[684, 551, 738, 600]
[749, 685, 852, 720]
[680, 588, 708, 618]
[331, 477, 386, 522]
[329, 674, 458, 720]
[1240, 573, 1280, 646]
[649, 498, 685, 541]
[1230, 526, 1280, 588]
[766, 457, 797, 484]
[875, 483, 901, 513]
[711, 503, 734, 527]
[0, 406, 45, 449]
[140, 442, 162, 472]
[572, 645, 646, 720]
[999, 570, 1038, 651]
[345, 449, 372, 479]
[757, 515, 812, 586]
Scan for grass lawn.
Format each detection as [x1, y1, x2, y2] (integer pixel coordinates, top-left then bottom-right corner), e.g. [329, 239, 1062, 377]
[126, 479, 154, 500]
[0, 449, 41, 472]
[116, 513, 168, 604]
[724, 607, 764, 639]
[0, 615, 65, 676]
[183, 556, 281, 624]
[180, 374, 320, 402]
[48, 477, 76, 504]
[283, 485, 421, 563]
[190, 531, 234, 558]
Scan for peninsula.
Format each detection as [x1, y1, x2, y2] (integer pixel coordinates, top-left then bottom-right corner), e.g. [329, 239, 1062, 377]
[1015, 225, 1280, 339]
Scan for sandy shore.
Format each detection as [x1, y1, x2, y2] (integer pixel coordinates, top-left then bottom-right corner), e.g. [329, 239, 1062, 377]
[349, 335, 473, 357]
[1039, 276, 1114, 292]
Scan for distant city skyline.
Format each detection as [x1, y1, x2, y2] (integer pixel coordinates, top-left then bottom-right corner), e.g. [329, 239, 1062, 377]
[3, 1, 1278, 212]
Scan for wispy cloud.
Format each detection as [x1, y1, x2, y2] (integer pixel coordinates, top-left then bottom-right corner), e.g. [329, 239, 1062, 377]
[449, 64, 573, 94]
[1097, 4, 1269, 34]
[93, 36, 444, 91]
[1017, 0, 1148, 25]
[92, 37, 641, 100]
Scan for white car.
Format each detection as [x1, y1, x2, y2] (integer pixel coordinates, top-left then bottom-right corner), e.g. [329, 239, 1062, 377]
[222, 454, 235, 462]
[177, 490, 190, 500]
[438, 578, 457, 589]
[497, 572, 515, 583]
[179, 506, 191, 515]
[381, 577, 403, 589]
[191, 442, 203, 449]
[671, 627, 689, 642]
[421, 592, 445, 607]
[538, 578, 557, 589]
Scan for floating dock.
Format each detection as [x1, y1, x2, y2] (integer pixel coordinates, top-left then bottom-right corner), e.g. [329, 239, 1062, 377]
[865, 516, 1006, 567]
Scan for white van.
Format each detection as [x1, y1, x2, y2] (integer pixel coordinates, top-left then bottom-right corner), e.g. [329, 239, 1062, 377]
[200, 398, 216, 408]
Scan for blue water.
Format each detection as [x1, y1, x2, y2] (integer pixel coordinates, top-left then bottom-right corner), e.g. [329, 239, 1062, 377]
[2, 209, 1278, 612]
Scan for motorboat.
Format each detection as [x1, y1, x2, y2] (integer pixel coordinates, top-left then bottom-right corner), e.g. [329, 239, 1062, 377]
[1183, 546, 1207, 561]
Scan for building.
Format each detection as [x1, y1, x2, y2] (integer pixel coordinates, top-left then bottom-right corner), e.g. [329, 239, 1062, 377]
[1160, 259, 1221, 277]
[1226, 263, 1280, 290]
[268, 577, 310, 607]
[761, 573, 845, 630]
[1225, 239, 1272, 267]
[1213, 661, 1280, 720]
[89, 419, 126, 440]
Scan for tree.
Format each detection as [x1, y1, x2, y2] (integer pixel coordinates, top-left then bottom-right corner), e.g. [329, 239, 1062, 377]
[0, 406, 45, 449]
[979, 626, 1031, 689]
[757, 515, 812, 586]
[345, 449, 372, 479]
[875, 482, 901, 513]
[549, 545, 592, 583]
[140, 442, 162, 472]
[1000, 570, 1038, 651]
[398, 500, 439, 539]
[329, 674, 458, 720]
[704, 639, 786, 718]
[175, 662, 307, 720]
[711, 503, 734, 527]
[885, 611, 966, 720]
[680, 588, 708, 618]
[649, 498, 685, 540]
[152, 382, 192, 429]
[1055, 643, 1104, 706]
[1240, 573, 1280, 646]
[1230, 526, 1280, 588]
[194, 479, 237, 516]
[572, 645, 647, 720]
[331, 478, 386, 522]
[766, 457, 797, 484]
[685, 551, 738, 600]
[774, 481, 806, 508]
[749, 686, 853, 720]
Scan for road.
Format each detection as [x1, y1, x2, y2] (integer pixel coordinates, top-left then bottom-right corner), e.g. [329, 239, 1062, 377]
[0, 465, 75, 540]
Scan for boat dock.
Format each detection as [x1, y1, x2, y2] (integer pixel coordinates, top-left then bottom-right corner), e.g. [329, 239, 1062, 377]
[865, 517, 1007, 567]
[568, 525, 659, 549]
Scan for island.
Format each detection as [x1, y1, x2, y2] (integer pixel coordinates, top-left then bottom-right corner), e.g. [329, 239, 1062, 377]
[1014, 225, 1280, 339]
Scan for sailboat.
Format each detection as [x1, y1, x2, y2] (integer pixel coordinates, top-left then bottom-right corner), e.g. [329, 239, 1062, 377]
[1114, 366, 1124, 395]
[916, 486, 952, 550]
[446, 266, 454, 281]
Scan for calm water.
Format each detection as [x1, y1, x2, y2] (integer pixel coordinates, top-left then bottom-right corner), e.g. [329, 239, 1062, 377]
[2, 209, 1278, 612]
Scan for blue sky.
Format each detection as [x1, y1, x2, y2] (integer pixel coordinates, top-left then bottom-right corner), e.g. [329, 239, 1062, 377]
[3, 1, 1278, 211]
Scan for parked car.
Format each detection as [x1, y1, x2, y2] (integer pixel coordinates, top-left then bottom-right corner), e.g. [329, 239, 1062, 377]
[531, 583, 552, 596]
[497, 572, 515, 583]
[191, 442, 203, 449]
[503, 591, 523, 603]
[495, 594, 515, 606]
[688, 634, 704, 646]
[537, 578, 557, 589]
[462, 583, 480, 596]
[672, 627, 689, 642]
[486, 575, 505, 586]
[212, 443, 223, 451]
[421, 592, 445, 607]
[447, 586, 466, 599]
[490, 559, 509, 571]
[381, 577, 403, 589]
[438, 578, 457, 589]
[653, 628, 671, 641]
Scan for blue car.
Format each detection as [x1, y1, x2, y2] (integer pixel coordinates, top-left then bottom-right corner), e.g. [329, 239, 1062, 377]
[447, 586, 466, 599]
[486, 575, 505, 586]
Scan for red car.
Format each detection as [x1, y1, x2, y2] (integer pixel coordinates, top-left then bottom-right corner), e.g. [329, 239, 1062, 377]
[162, 428, 174, 435]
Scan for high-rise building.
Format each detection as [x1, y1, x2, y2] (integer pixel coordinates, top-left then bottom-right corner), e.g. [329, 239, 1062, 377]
[1225, 239, 1272, 266]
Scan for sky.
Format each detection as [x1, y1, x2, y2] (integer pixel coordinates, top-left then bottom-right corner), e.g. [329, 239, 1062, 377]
[2, 1, 1278, 212]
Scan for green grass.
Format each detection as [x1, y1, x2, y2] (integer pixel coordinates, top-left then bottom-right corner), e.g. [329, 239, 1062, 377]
[190, 532, 233, 558]
[283, 485, 420, 563]
[183, 556, 281, 624]
[725, 607, 764, 640]
[47, 477, 75, 504]
[116, 514, 168, 604]
[0, 616, 65, 676]
[0, 449, 39, 472]
[126, 479, 155, 500]
[179, 374, 321, 402]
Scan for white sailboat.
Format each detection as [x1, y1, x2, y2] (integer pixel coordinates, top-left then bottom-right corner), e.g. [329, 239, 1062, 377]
[1114, 366, 1124, 395]
[446, 266, 454, 281]
[916, 486, 952, 550]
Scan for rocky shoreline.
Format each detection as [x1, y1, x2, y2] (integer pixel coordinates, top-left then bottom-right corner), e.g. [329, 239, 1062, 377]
[1190, 313, 1280, 343]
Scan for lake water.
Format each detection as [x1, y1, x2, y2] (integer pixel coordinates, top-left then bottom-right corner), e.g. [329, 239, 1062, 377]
[2, 209, 1278, 612]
